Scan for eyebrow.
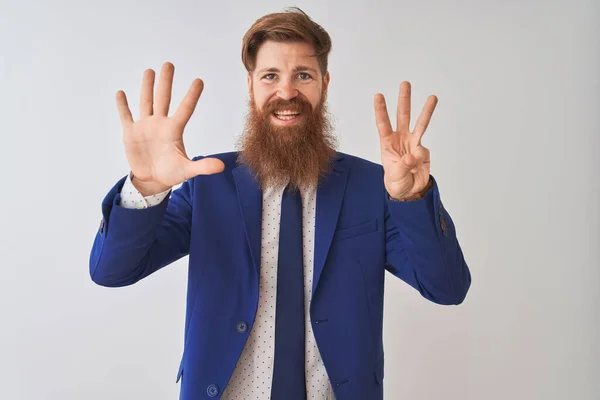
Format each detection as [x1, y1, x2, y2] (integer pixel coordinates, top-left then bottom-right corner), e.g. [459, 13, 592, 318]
[256, 66, 319, 76]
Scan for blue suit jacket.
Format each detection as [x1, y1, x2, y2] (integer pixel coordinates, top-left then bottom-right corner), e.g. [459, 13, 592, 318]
[89, 151, 471, 399]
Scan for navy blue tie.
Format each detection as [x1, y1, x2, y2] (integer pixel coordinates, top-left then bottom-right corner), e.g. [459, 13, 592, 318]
[271, 186, 306, 399]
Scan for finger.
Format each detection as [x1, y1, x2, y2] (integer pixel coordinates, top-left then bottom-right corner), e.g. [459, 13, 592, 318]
[140, 69, 155, 117]
[155, 62, 175, 117]
[185, 157, 225, 179]
[374, 93, 393, 139]
[115, 90, 134, 127]
[413, 95, 438, 142]
[174, 78, 204, 126]
[382, 147, 412, 179]
[408, 150, 431, 188]
[397, 81, 411, 132]
[412, 145, 431, 163]
[410, 146, 430, 172]
[402, 152, 418, 171]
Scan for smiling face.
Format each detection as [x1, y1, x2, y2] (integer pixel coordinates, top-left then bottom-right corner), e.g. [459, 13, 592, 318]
[249, 40, 329, 128]
[237, 40, 337, 191]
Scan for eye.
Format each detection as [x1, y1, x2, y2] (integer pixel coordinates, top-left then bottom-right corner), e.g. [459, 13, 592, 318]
[298, 72, 312, 80]
[262, 73, 276, 80]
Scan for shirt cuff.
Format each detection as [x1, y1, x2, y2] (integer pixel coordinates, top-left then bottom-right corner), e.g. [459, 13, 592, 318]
[118, 172, 172, 209]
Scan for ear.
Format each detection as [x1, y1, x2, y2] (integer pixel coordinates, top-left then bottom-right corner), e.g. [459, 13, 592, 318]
[323, 71, 330, 90]
[247, 73, 252, 94]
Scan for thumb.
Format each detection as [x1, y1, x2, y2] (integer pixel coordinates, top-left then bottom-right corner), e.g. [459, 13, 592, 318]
[402, 153, 417, 170]
[185, 157, 225, 179]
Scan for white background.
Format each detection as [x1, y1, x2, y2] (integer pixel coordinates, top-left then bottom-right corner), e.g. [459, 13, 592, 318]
[0, 0, 598, 398]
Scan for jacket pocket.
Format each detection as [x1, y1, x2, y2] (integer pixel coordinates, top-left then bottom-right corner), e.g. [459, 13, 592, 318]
[333, 219, 378, 242]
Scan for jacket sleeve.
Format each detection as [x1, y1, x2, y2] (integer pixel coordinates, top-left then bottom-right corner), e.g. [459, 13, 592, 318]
[89, 174, 193, 288]
[384, 176, 471, 305]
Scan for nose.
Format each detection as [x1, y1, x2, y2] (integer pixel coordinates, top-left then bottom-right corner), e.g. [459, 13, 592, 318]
[276, 80, 299, 101]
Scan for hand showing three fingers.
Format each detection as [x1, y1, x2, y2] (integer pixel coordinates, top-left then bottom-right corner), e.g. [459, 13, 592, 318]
[374, 81, 438, 200]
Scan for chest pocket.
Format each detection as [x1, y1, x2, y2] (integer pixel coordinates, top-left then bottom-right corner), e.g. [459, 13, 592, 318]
[333, 219, 378, 242]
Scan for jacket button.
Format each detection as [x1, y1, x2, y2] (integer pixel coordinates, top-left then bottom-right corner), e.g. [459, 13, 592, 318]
[440, 218, 448, 235]
[207, 384, 219, 397]
[236, 321, 248, 333]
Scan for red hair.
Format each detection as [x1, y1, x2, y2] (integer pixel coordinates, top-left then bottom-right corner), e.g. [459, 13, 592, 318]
[241, 7, 332, 76]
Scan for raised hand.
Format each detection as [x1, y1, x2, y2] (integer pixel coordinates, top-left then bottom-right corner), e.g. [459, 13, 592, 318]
[116, 62, 225, 196]
[374, 81, 437, 200]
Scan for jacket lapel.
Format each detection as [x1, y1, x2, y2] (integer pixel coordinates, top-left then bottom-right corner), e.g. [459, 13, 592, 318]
[232, 164, 263, 276]
[312, 154, 349, 295]
[232, 154, 349, 294]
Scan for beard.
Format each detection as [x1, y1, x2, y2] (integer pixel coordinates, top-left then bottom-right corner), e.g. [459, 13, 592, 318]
[236, 91, 337, 192]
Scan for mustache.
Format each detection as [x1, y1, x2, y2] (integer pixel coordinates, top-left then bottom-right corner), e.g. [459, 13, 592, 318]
[263, 97, 313, 114]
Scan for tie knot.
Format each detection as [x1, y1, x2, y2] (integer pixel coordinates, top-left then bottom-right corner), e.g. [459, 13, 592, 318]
[281, 184, 303, 224]
[283, 184, 302, 199]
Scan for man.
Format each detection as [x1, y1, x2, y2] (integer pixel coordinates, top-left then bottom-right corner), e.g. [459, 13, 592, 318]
[89, 7, 471, 400]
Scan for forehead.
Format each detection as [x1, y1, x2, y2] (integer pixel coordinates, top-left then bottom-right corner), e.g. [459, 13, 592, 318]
[254, 41, 319, 71]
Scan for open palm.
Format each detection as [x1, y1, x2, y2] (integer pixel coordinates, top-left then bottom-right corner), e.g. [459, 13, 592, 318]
[116, 62, 224, 194]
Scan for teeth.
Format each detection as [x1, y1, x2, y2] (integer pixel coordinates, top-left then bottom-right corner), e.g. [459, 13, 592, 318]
[275, 110, 300, 116]
[275, 114, 298, 121]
